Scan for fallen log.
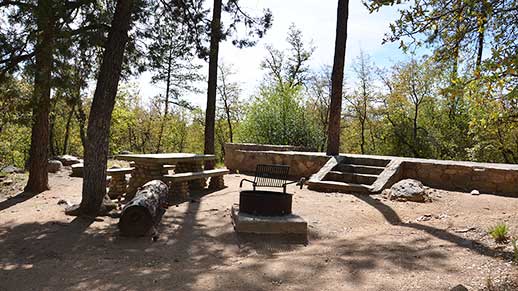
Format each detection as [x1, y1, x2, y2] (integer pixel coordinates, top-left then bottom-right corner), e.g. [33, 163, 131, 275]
[119, 180, 169, 237]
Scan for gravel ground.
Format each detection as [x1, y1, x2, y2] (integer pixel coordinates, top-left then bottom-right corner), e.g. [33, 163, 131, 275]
[0, 169, 517, 291]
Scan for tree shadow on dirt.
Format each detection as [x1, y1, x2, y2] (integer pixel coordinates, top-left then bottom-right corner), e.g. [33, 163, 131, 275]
[4, 186, 507, 290]
[0, 191, 39, 212]
[353, 194, 515, 261]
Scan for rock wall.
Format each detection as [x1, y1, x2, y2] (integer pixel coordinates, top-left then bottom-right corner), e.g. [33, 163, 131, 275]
[224, 144, 328, 178]
[225, 143, 306, 154]
[224, 143, 518, 196]
[401, 159, 518, 196]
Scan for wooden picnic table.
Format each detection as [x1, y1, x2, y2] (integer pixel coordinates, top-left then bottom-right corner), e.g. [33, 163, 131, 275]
[115, 153, 216, 197]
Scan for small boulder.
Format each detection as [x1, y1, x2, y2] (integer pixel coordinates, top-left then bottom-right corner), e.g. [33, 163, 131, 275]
[2, 179, 14, 186]
[55, 155, 82, 166]
[1, 165, 24, 174]
[470, 189, 480, 195]
[450, 284, 468, 291]
[384, 179, 430, 203]
[71, 163, 84, 177]
[48, 160, 63, 173]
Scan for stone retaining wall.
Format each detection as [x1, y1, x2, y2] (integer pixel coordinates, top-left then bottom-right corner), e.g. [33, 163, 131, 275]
[224, 143, 518, 196]
[401, 159, 518, 196]
[224, 143, 328, 177]
[225, 143, 306, 154]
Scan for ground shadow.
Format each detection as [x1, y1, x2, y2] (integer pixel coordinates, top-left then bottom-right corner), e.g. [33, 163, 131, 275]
[0, 191, 38, 212]
[353, 194, 514, 260]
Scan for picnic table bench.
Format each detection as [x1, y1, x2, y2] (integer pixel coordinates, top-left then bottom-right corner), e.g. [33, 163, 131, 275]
[115, 153, 220, 199]
[164, 168, 229, 198]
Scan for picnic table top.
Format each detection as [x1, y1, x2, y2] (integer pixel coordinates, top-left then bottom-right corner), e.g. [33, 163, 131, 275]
[115, 153, 216, 164]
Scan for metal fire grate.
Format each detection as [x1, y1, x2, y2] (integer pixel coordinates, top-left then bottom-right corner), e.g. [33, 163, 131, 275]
[240, 164, 297, 193]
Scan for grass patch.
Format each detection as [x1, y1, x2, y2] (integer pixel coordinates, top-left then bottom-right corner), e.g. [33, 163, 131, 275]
[488, 223, 509, 243]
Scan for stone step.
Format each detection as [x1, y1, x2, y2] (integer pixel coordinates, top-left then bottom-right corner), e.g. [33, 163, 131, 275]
[306, 180, 372, 194]
[334, 164, 385, 175]
[325, 171, 378, 185]
[343, 156, 391, 167]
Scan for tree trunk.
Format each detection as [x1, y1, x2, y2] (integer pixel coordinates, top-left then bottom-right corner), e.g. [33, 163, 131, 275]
[75, 98, 87, 150]
[226, 109, 233, 143]
[119, 180, 168, 237]
[360, 117, 365, 154]
[413, 103, 419, 156]
[475, 1, 488, 77]
[25, 0, 55, 193]
[63, 103, 75, 154]
[49, 113, 57, 157]
[156, 48, 173, 154]
[77, 0, 135, 216]
[326, 0, 349, 156]
[203, 0, 222, 169]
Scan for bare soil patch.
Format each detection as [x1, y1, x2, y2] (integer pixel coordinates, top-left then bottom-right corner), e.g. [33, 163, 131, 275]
[1, 170, 517, 290]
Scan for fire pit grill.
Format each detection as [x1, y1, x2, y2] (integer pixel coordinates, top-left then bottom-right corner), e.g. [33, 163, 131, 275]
[239, 190, 292, 216]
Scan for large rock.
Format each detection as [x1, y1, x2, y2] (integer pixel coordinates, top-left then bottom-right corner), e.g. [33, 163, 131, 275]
[55, 155, 82, 166]
[1, 165, 24, 174]
[48, 160, 63, 173]
[71, 163, 84, 177]
[384, 179, 430, 202]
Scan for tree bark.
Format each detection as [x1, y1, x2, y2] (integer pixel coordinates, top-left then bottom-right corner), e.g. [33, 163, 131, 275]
[203, 0, 222, 169]
[62, 103, 75, 154]
[119, 180, 168, 237]
[475, 0, 488, 77]
[77, 0, 134, 216]
[156, 48, 173, 154]
[75, 98, 87, 150]
[25, 0, 55, 193]
[49, 112, 57, 157]
[326, 0, 349, 156]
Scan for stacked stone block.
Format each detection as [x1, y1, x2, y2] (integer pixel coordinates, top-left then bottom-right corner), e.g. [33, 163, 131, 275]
[209, 175, 225, 189]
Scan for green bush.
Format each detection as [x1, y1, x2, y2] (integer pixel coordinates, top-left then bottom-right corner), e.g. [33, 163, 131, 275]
[488, 223, 509, 243]
[239, 85, 322, 150]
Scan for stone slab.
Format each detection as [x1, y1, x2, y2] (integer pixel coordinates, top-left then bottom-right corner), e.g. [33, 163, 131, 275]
[164, 168, 229, 182]
[107, 167, 134, 175]
[231, 204, 307, 236]
[309, 155, 345, 182]
[115, 153, 215, 164]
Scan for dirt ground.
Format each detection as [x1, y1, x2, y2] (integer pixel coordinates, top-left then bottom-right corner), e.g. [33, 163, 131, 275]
[1, 169, 518, 291]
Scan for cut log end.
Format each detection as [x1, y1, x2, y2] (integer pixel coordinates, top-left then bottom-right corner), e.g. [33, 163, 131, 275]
[118, 180, 169, 237]
[118, 206, 154, 236]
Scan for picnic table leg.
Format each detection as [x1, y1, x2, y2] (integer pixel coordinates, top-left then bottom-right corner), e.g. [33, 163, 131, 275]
[175, 161, 206, 190]
[126, 162, 164, 200]
[169, 181, 189, 200]
[108, 173, 127, 199]
[209, 175, 225, 190]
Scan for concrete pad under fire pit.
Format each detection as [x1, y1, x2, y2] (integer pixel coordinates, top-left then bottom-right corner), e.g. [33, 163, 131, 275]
[231, 204, 308, 239]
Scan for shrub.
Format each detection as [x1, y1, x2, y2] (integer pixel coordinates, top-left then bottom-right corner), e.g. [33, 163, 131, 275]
[488, 223, 509, 243]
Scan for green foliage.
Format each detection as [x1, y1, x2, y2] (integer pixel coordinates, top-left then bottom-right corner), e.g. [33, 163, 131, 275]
[0, 124, 30, 168]
[488, 223, 509, 243]
[239, 85, 321, 149]
[109, 86, 206, 156]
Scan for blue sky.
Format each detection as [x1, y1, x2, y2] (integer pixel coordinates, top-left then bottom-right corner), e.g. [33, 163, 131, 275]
[135, 0, 409, 109]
